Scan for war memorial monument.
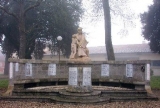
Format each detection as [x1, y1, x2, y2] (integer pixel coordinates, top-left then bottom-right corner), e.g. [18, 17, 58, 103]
[0, 27, 158, 104]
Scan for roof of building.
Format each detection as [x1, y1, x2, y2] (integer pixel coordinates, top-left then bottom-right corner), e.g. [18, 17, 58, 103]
[89, 44, 151, 54]
[44, 44, 152, 55]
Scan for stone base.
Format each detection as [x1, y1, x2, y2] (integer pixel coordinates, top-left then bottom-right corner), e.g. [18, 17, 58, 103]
[145, 85, 153, 94]
[66, 85, 93, 93]
[2, 85, 14, 96]
[69, 57, 91, 63]
[5, 86, 158, 104]
[135, 84, 145, 91]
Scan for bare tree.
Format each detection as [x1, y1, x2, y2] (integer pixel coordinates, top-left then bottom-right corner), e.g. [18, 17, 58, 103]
[87, 0, 136, 60]
[102, 0, 115, 60]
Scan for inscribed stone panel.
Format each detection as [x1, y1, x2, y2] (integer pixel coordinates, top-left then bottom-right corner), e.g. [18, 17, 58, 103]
[48, 64, 56, 76]
[25, 63, 32, 76]
[101, 64, 109, 76]
[83, 67, 91, 86]
[69, 67, 78, 85]
[126, 64, 133, 77]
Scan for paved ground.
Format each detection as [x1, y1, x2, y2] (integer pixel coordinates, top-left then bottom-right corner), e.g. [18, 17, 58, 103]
[0, 88, 160, 108]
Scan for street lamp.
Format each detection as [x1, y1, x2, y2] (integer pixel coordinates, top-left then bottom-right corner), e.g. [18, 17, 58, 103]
[57, 36, 62, 62]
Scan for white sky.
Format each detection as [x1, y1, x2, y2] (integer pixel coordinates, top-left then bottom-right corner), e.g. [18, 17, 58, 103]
[80, 0, 153, 47]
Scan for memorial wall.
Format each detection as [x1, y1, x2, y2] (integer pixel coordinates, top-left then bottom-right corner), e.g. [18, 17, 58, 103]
[8, 59, 150, 86]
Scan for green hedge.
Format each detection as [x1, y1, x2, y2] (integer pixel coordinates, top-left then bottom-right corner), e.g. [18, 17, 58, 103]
[150, 76, 160, 89]
[0, 79, 9, 88]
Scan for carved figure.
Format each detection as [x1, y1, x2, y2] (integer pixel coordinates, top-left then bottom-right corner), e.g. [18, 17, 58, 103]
[69, 27, 89, 60]
[11, 51, 19, 59]
[69, 34, 77, 59]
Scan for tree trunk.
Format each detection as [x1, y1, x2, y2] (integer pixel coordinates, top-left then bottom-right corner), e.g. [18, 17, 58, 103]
[102, 0, 115, 61]
[4, 53, 10, 75]
[19, 20, 26, 59]
[18, 1, 26, 59]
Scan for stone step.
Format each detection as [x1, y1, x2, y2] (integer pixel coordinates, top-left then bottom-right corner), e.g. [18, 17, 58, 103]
[10, 89, 158, 104]
[105, 94, 147, 97]
[0, 95, 110, 104]
[59, 90, 101, 100]
[12, 90, 58, 96]
[0, 96, 54, 103]
[102, 90, 147, 97]
[0, 95, 158, 104]
[110, 96, 159, 102]
[13, 90, 148, 97]
[51, 96, 110, 104]
[102, 90, 147, 94]
[59, 90, 101, 96]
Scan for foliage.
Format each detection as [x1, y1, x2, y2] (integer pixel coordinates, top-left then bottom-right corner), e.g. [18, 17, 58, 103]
[0, 14, 19, 56]
[151, 76, 160, 89]
[141, 0, 160, 53]
[0, 0, 83, 59]
[0, 79, 8, 88]
[34, 39, 45, 59]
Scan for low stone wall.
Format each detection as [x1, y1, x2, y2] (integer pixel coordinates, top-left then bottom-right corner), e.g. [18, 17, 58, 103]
[8, 59, 151, 90]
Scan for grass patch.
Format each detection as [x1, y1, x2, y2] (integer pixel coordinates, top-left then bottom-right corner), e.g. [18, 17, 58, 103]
[0, 79, 8, 88]
[151, 76, 160, 89]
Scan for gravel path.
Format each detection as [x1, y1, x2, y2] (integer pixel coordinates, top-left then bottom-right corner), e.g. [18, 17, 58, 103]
[0, 88, 160, 108]
[0, 100, 160, 108]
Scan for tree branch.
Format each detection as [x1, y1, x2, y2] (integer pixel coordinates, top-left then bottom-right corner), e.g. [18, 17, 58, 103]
[25, 24, 38, 34]
[0, 5, 19, 21]
[24, 0, 42, 16]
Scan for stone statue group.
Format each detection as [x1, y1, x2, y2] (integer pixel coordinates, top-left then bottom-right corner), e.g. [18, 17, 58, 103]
[69, 27, 90, 60]
[11, 27, 90, 61]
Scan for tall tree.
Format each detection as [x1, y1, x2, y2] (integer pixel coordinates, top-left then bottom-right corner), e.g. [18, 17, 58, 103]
[87, 0, 136, 60]
[141, 0, 160, 53]
[0, 0, 43, 59]
[0, 0, 83, 59]
[102, 0, 115, 60]
[0, 0, 83, 75]
[0, 3, 19, 75]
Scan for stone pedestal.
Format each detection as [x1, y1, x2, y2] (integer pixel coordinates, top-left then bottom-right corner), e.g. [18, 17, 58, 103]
[67, 66, 92, 93]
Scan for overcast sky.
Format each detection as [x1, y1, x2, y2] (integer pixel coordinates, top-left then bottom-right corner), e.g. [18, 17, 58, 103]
[80, 0, 153, 47]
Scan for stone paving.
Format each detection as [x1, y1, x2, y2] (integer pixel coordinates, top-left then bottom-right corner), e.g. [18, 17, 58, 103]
[27, 86, 133, 91]
[0, 87, 159, 108]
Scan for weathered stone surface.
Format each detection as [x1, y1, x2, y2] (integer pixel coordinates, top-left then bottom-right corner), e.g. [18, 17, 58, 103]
[66, 85, 93, 93]
[3, 86, 158, 104]
[69, 57, 91, 63]
[8, 58, 150, 64]
[69, 27, 90, 60]
[9, 59, 150, 92]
